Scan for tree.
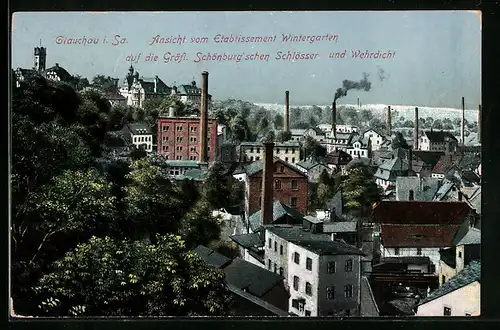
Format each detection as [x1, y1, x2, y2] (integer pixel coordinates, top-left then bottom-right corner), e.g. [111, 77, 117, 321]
[273, 114, 284, 129]
[341, 164, 382, 213]
[123, 158, 184, 240]
[229, 114, 250, 142]
[302, 136, 327, 160]
[179, 200, 223, 249]
[91, 75, 115, 91]
[369, 118, 386, 132]
[403, 120, 414, 128]
[316, 170, 336, 208]
[342, 107, 359, 125]
[35, 235, 232, 316]
[432, 119, 443, 130]
[202, 162, 233, 210]
[276, 130, 292, 142]
[425, 117, 434, 128]
[391, 132, 410, 149]
[360, 109, 373, 123]
[71, 75, 90, 91]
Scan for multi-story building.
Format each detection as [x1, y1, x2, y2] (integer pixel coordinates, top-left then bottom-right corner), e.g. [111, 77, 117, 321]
[240, 141, 301, 164]
[362, 129, 386, 151]
[317, 124, 359, 136]
[244, 158, 308, 219]
[346, 136, 371, 158]
[287, 239, 364, 316]
[119, 66, 172, 108]
[325, 132, 357, 154]
[172, 80, 212, 105]
[156, 115, 217, 161]
[123, 122, 153, 152]
[419, 130, 459, 152]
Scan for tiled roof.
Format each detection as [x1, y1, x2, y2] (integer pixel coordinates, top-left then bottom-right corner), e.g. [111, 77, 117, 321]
[323, 222, 357, 233]
[182, 168, 207, 181]
[467, 187, 481, 214]
[194, 245, 232, 269]
[164, 160, 200, 168]
[45, 64, 72, 82]
[374, 157, 409, 181]
[324, 150, 352, 165]
[373, 201, 472, 225]
[296, 159, 326, 171]
[223, 258, 284, 297]
[240, 141, 300, 147]
[417, 260, 480, 306]
[225, 283, 289, 316]
[177, 83, 201, 96]
[230, 233, 264, 252]
[248, 200, 305, 231]
[380, 224, 464, 248]
[265, 225, 331, 243]
[139, 77, 171, 94]
[454, 227, 481, 246]
[395, 177, 441, 201]
[362, 128, 385, 138]
[379, 256, 431, 265]
[125, 122, 152, 135]
[439, 247, 456, 268]
[292, 240, 365, 256]
[412, 151, 444, 167]
[245, 158, 306, 177]
[424, 130, 458, 142]
[360, 276, 380, 316]
[432, 155, 457, 174]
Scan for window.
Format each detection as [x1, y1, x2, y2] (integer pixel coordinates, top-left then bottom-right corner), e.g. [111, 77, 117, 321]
[345, 259, 353, 272]
[458, 251, 462, 258]
[444, 307, 452, 316]
[162, 125, 169, 132]
[416, 247, 422, 255]
[250, 148, 254, 153]
[293, 276, 300, 290]
[268, 259, 271, 270]
[256, 157, 260, 161]
[285, 148, 289, 154]
[190, 127, 197, 132]
[256, 148, 260, 153]
[274, 263, 277, 273]
[280, 245, 284, 255]
[190, 137, 197, 142]
[290, 197, 297, 208]
[394, 247, 400, 255]
[276, 148, 280, 154]
[344, 285, 353, 298]
[292, 157, 295, 163]
[279, 267, 283, 276]
[327, 261, 336, 274]
[275, 180, 282, 190]
[409, 189, 415, 200]
[280, 166, 285, 173]
[162, 145, 168, 151]
[293, 252, 300, 264]
[306, 257, 312, 271]
[176, 155, 182, 160]
[291, 180, 298, 190]
[305, 310, 311, 317]
[176, 125, 183, 131]
[326, 286, 335, 300]
[285, 157, 289, 162]
[176, 146, 183, 151]
[268, 238, 272, 248]
[305, 282, 312, 296]
[162, 136, 167, 142]
[292, 299, 299, 309]
[189, 156, 196, 160]
[465, 313, 471, 317]
[190, 147, 196, 152]
[442, 275, 446, 284]
[274, 242, 277, 252]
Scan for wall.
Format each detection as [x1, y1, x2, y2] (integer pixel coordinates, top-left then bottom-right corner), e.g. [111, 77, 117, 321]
[131, 134, 153, 152]
[247, 163, 308, 216]
[241, 144, 301, 164]
[416, 281, 480, 316]
[265, 230, 291, 285]
[244, 249, 265, 268]
[438, 260, 457, 287]
[363, 131, 384, 151]
[381, 246, 442, 274]
[157, 117, 217, 161]
[287, 243, 321, 316]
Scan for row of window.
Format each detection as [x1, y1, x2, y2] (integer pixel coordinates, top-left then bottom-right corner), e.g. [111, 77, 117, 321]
[267, 260, 284, 276]
[274, 179, 298, 190]
[162, 146, 210, 152]
[259, 196, 297, 208]
[162, 136, 211, 143]
[292, 276, 353, 299]
[292, 252, 353, 273]
[443, 306, 472, 316]
[162, 125, 212, 133]
[248, 147, 297, 154]
[394, 247, 422, 256]
[133, 136, 151, 143]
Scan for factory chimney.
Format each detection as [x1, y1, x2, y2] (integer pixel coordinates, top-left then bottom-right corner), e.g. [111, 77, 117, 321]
[284, 91, 290, 133]
[386, 106, 392, 136]
[332, 101, 337, 138]
[199, 71, 209, 165]
[357, 97, 360, 110]
[413, 107, 419, 150]
[260, 142, 275, 226]
[478, 104, 481, 144]
[461, 97, 465, 144]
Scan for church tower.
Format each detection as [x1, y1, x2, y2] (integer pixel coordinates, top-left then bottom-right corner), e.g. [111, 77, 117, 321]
[34, 44, 47, 71]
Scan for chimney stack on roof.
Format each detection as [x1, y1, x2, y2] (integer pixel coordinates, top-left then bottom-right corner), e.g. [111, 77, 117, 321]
[332, 101, 337, 138]
[413, 107, 419, 150]
[461, 97, 465, 144]
[477, 104, 481, 144]
[386, 106, 392, 136]
[284, 91, 290, 133]
[154, 75, 158, 93]
[199, 71, 209, 164]
[260, 142, 275, 226]
[168, 106, 175, 118]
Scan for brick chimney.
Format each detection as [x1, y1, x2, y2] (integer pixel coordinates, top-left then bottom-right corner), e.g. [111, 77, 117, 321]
[332, 101, 337, 138]
[284, 91, 290, 133]
[408, 147, 413, 173]
[199, 71, 209, 164]
[477, 104, 481, 144]
[260, 142, 275, 226]
[386, 106, 392, 136]
[461, 97, 465, 144]
[413, 107, 419, 150]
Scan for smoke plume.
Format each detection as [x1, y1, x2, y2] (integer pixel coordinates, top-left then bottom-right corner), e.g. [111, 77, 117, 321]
[334, 72, 371, 101]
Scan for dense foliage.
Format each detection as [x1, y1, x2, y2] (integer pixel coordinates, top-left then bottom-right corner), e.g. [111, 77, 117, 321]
[341, 164, 382, 213]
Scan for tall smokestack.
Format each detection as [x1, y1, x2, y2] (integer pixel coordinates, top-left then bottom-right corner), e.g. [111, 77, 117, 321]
[284, 91, 290, 132]
[461, 97, 465, 144]
[478, 104, 481, 144]
[260, 142, 275, 226]
[408, 147, 413, 174]
[413, 107, 419, 150]
[199, 71, 209, 164]
[357, 97, 360, 110]
[386, 106, 392, 136]
[332, 101, 337, 138]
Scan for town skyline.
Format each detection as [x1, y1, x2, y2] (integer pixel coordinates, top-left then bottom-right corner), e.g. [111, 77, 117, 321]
[12, 11, 480, 108]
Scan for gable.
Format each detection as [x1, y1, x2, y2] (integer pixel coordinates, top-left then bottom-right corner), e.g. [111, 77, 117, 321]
[248, 159, 307, 179]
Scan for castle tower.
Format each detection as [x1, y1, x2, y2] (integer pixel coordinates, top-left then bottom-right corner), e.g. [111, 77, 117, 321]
[34, 45, 47, 72]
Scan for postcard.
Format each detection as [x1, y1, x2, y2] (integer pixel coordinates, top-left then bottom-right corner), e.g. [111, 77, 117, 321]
[10, 11, 481, 318]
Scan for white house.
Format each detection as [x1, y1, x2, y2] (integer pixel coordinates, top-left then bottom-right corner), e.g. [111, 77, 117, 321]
[362, 129, 386, 151]
[318, 124, 359, 135]
[325, 132, 357, 154]
[419, 130, 459, 152]
[123, 123, 153, 152]
[239, 141, 301, 164]
[346, 136, 371, 159]
[415, 260, 480, 316]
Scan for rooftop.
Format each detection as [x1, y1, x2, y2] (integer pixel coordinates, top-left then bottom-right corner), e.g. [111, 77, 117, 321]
[292, 239, 365, 256]
[454, 227, 481, 246]
[424, 130, 458, 143]
[230, 232, 264, 252]
[223, 258, 284, 297]
[245, 157, 305, 177]
[248, 200, 305, 231]
[193, 245, 232, 269]
[265, 225, 331, 243]
[323, 221, 357, 233]
[417, 260, 480, 306]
